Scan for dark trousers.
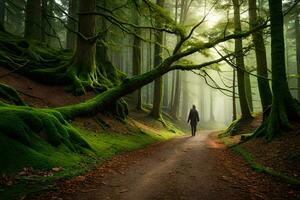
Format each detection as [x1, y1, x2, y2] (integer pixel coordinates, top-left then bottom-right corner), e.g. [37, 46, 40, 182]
[191, 124, 197, 136]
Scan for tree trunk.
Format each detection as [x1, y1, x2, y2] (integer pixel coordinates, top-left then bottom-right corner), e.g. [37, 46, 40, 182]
[162, 23, 168, 108]
[150, 0, 164, 118]
[180, 72, 189, 119]
[245, 73, 253, 111]
[163, 74, 168, 107]
[248, 0, 272, 112]
[25, 0, 42, 40]
[66, 0, 78, 50]
[0, 0, 5, 30]
[254, 0, 300, 140]
[295, 3, 300, 101]
[67, 0, 97, 94]
[210, 89, 215, 121]
[132, 11, 142, 110]
[41, 0, 53, 43]
[233, 0, 252, 120]
[232, 69, 237, 121]
[170, 71, 181, 119]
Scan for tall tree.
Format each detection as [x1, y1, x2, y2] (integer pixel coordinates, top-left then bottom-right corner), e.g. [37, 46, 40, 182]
[232, 69, 237, 120]
[245, 73, 253, 111]
[233, 0, 252, 120]
[150, 0, 164, 118]
[132, 5, 142, 110]
[25, 0, 42, 40]
[254, 0, 300, 139]
[180, 72, 189, 120]
[66, 0, 78, 50]
[295, 2, 300, 100]
[170, 0, 191, 119]
[248, 0, 272, 112]
[67, 0, 97, 94]
[210, 89, 215, 121]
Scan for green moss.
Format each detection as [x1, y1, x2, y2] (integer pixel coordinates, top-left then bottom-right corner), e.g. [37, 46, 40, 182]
[0, 83, 26, 106]
[0, 104, 90, 151]
[0, 120, 182, 199]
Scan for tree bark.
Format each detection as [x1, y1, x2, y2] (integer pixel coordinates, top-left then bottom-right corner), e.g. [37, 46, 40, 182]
[232, 69, 237, 121]
[295, 2, 300, 101]
[41, 0, 53, 43]
[25, 0, 42, 40]
[248, 0, 272, 112]
[67, 0, 97, 94]
[150, 0, 164, 118]
[245, 73, 253, 111]
[210, 89, 215, 121]
[170, 71, 181, 119]
[132, 10, 142, 110]
[66, 0, 78, 50]
[233, 0, 252, 120]
[180, 72, 189, 119]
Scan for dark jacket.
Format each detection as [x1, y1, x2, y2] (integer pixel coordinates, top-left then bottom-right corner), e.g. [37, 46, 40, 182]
[188, 108, 199, 125]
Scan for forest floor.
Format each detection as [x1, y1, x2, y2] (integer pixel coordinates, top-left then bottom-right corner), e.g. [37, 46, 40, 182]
[29, 131, 300, 200]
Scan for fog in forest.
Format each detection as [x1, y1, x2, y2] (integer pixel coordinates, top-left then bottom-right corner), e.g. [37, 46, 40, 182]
[100, 0, 298, 128]
[2, 0, 298, 129]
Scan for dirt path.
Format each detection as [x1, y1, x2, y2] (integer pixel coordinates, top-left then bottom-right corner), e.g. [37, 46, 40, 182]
[33, 131, 297, 200]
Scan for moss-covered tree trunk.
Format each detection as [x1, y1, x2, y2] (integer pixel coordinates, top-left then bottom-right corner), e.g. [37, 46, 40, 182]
[25, 0, 42, 40]
[132, 10, 142, 110]
[66, 0, 78, 50]
[67, 0, 97, 94]
[233, 0, 252, 120]
[150, 0, 164, 118]
[248, 0, 272, 112]
[253, 0, 300, 140]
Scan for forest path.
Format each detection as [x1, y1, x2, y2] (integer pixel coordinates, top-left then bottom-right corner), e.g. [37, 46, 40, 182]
[34, 131, 286, 200]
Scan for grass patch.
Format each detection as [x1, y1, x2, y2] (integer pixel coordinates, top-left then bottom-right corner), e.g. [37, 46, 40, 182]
[0, 123, 182, 199]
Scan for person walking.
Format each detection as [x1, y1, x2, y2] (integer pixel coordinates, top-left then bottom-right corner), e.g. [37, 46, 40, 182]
[187, 105, 199, 136]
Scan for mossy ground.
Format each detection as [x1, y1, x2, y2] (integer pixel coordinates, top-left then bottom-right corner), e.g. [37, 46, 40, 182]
[0, 120, 182, 199]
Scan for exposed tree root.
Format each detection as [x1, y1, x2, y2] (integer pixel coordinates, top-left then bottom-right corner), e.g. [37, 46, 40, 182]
[0, 103, 91, 151]
[0, 83, 27, 106]
[249, 99, 300, 141]
[220, 117, 254, 137]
